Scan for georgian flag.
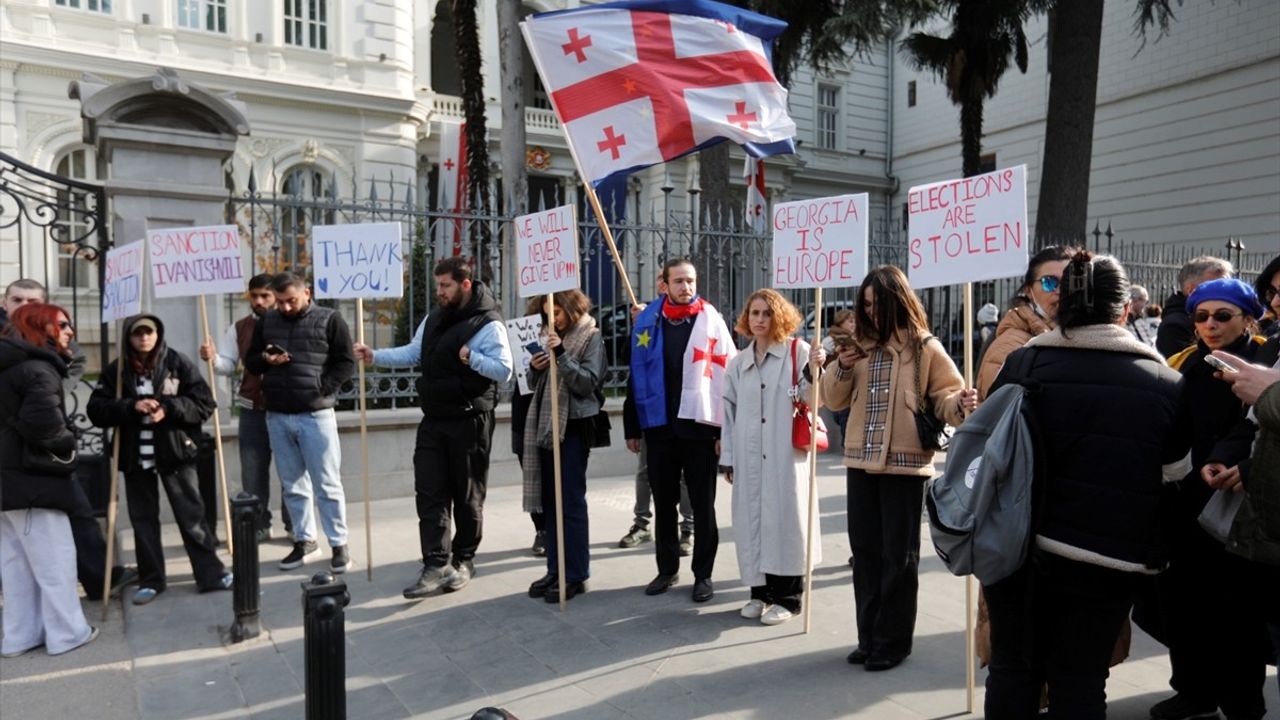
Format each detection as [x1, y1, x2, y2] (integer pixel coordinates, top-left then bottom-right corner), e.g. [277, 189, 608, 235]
[744, 156, 767, 233]
[521, 0, 797, 187]
[436, 121, 466, 257]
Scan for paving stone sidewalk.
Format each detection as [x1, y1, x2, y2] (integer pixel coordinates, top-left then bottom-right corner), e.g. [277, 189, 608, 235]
[2, 456, 1276, 719]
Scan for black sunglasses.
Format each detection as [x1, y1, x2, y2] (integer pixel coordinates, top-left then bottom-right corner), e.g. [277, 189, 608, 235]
[1192, 309, 1244, 324]
[57, 321, 73, 330]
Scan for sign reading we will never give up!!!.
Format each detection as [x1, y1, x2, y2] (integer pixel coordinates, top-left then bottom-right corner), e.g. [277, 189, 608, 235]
[148, 225, 245, 298]
[516, 205, 579, 298]
[772, 194, 869, 289]
[907, 166, 1028, 290]
[313, 223, 404, 299]
[102, 239, 145, 322]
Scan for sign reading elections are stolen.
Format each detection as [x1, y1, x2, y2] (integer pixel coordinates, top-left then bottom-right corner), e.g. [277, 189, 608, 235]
[505, 314, 544, 396]
[771, 194, 869, 289]
[907, 165, 1028, 290]
[515, 205, 578, 298]
[148, 225, 245, 298]
[312, 223, 404, 299]
[102, 239, 145, 322]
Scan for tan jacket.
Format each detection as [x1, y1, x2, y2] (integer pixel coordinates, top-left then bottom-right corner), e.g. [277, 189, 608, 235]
[977, 303, 1051, 400]
[820, 333, 967, 477]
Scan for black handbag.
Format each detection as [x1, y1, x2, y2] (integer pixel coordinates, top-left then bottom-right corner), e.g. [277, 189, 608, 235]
[590, 389, 612, 448]
[912, 335, 952, 452]
[22, 443, 78, 475]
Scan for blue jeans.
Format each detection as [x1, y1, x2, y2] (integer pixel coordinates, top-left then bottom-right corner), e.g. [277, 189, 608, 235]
[239, 407, 287, 532]
[267, 409, 347, 547]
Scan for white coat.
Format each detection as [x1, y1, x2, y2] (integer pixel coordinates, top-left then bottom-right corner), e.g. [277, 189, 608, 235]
[721, 338, 822, 587]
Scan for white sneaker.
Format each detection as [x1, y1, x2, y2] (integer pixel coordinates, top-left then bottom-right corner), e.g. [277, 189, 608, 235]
[760, 605, 794, 625]
[740, 599, 770, 619]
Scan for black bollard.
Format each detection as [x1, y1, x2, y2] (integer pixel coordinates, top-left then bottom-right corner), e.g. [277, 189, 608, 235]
[229, 492, 260, 642]
[302, 571, 350, 720]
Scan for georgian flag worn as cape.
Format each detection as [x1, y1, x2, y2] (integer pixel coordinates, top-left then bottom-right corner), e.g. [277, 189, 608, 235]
[631, 297, 737, 429]
[521, 0, 797, 187]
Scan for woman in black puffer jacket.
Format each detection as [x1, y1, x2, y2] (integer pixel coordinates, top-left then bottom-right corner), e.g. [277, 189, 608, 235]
[0, 303, 97, 657]
[983, 253, 1191, 720]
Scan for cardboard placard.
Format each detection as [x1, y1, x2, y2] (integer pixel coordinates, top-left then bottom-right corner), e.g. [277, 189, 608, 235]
[771, 194, 869, 289]
[312, 223, 404, 299]
[515, 205, 579, 298]
[907, 166, 1029, 290]
[102, 239, 145, 322]
[505, 314, 544, 396]
[147, 225, 245, 298]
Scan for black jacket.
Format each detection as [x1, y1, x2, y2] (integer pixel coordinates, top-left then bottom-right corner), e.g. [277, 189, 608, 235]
[1156, 291, 1194, 359]
[417, 282, 502, 418]
[0, 335, 85, 513]
[87, 314, 215, 473]
[244, 303, 355, 413]
[994, 325, 1190, 571]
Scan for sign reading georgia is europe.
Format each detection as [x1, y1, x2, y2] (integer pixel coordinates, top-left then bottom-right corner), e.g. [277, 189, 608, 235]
[312, 223, 404, 300]
[907, 166, 1028, 290]
[771, 194, 869, 289]
[147, 225, 245, 298]
[515, 205, 579, 298]
[102, 239, 145, 322]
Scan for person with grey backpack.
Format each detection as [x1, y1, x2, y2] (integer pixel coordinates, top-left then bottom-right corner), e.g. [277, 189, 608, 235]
[977, 253, 1191, 720]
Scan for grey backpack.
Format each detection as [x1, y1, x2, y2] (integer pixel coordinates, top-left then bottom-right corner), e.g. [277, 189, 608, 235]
[926, 350, 1040, 586]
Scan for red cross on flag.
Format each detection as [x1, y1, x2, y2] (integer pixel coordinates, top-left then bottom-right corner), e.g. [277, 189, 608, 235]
[521, 0, 797, 187]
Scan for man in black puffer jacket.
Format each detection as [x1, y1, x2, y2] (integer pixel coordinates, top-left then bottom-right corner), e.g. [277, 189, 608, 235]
[245, 272, 355, 574]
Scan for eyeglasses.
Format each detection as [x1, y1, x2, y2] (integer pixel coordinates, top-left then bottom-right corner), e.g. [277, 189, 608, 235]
[57, 321, 72, 330]
[1193, 309, 1244, 324]
[1265, 286, 1280, 303]
[1037, 275, 1060, 293]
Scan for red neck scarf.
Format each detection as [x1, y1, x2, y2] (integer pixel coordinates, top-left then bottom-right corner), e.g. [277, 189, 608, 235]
[661, 296, 704, 322]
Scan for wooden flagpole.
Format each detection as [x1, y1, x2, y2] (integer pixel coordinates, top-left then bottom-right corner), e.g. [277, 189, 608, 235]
[545, 294, 568, 610]
[357, 298, 373, 580]
[199, 295, 234, 557]
[802, 287, 823, 633]
[101, 329, 124, 620]
[963, 281, 976, 713]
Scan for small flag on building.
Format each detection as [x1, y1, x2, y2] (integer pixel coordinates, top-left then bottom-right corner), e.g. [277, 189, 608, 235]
[436, 120, 467, 257]
[521, 0, 797, 188]
[744, 156, 767, 233]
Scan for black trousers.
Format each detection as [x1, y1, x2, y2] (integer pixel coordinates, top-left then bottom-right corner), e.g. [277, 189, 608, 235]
[1160, 519, 1270, 719]
[751, 574, 803, 612]
[125, 465, 226, 591]
[645, 434, 719, 580]
[984, 552, 1135, 720]
[846, 469, 924, 659]
[539, 422, 591, 583]
[414, 412, 494, 569]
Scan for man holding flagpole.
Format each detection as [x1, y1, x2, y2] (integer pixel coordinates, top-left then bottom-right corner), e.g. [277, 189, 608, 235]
[624, 257, 735, 602]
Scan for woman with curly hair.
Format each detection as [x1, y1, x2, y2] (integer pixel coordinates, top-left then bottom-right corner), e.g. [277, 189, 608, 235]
[721, 289, 825, 626]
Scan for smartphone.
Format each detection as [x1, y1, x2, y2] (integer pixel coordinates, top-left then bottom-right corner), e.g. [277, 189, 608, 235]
[1204, 354, 1238, 374]
[264, 344, 287, 357]
[525, 341, 545, 356]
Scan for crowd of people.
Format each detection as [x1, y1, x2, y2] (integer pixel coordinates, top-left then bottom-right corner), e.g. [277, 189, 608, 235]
[1, 249, 1277, 720]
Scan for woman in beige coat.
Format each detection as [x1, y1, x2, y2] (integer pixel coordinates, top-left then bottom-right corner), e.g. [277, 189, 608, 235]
[821, 266, 977, 671]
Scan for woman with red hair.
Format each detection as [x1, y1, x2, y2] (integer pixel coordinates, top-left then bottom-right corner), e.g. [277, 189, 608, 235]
[0, 303, 97, 657]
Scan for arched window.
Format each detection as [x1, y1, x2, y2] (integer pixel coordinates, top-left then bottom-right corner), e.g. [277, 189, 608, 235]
[276, 165, 335, 271]
[52, 147, 99, 289]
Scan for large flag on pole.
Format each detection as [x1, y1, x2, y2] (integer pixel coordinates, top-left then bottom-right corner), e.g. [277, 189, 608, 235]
[522, 0, 797, 188]
[436, 121, 467, 257]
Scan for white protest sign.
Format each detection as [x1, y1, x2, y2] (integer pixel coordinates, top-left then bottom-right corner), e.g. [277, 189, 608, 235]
[771, 193, 869, 289]
[312, 223, 404, 299]
[515, 205, 579, 298]
[505, 314, 544, 396]
[102, 239, 145, 322]
[147, 225, 245, 298]
[907, 165, 1028, 290]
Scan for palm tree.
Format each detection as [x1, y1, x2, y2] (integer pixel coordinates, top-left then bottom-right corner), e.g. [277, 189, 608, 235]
[900, 0, 1044, 178]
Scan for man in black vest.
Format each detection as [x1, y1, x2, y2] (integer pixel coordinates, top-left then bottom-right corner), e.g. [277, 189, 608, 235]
[354, 257, 512, 599]
[245, 272, 355, 573]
